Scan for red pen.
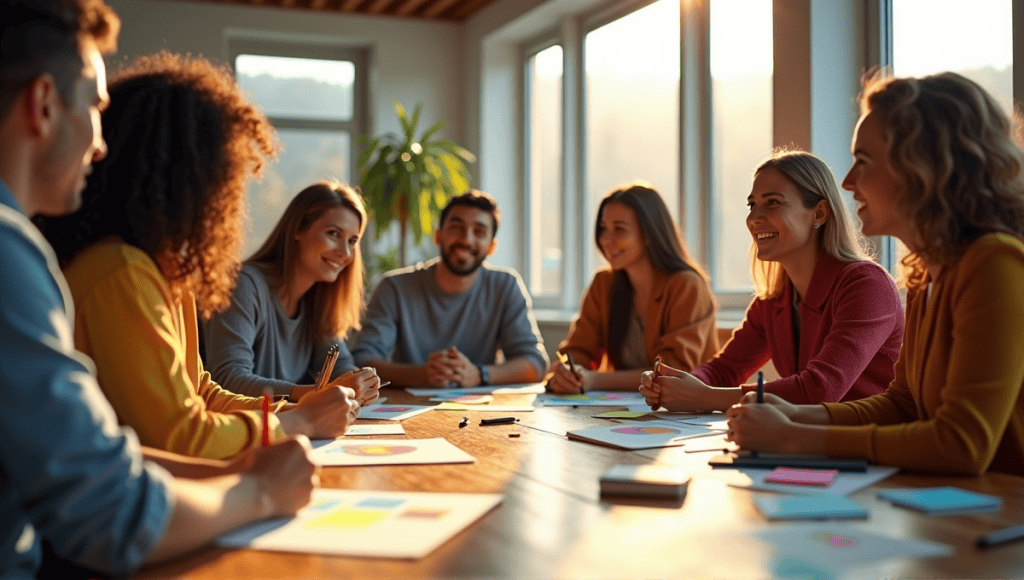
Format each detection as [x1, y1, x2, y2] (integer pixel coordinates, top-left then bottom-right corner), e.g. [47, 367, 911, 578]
[261, 388, 271, 447]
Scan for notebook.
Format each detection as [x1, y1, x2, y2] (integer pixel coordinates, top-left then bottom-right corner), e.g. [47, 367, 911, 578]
[754, 496, 868, 521]
[599, 464, 690, 499]
[764, 467, 839, 487]
[877, 487, 1002, 515]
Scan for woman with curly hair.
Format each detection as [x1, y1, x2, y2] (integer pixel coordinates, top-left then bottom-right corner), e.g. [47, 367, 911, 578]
[726, 71, 1024, 476]
[203, 181, 380, 404]
[640, 150, 903, 411]
[36, 51, 360, 460]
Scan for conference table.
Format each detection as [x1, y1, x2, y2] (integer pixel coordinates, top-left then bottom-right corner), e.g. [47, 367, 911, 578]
[134, 389, 1024, 579]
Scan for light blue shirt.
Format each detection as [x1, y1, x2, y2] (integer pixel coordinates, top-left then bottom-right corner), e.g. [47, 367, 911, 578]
[0, 180, 173, 578]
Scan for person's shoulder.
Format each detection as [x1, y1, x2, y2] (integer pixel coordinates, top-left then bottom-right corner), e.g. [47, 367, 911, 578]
[953, 233, 1024, 277]
[64, 239, 165, 297]
[480, 262, 526, 283]
[381, 260, 431, 283]
[836, 258, 897, 288]
[237, 263, 271, 293]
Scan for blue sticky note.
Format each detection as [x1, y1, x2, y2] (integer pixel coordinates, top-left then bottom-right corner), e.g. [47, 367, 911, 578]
[755, 495, 868, 520]
[878, 487, 1001, 515]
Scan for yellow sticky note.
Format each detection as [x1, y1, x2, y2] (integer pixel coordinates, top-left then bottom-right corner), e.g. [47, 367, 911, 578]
[304, 508, 388, 530]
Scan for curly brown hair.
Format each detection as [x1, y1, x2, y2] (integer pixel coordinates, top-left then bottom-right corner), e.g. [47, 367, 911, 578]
[247, 181, 367, 343]
[36, 51, 278, 318]
[860, 71, 1024, 289]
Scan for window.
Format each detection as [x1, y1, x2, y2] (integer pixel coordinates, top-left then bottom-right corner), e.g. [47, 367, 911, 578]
[230, 41, 367, 256]
[709, 0, 773, 293]
[525, 44, 564, 299]
[584, 0, 680, 277]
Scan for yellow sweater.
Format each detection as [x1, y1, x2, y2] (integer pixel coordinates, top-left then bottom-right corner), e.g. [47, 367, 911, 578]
[63, 240, 284, 459]
[824, 233, 1024, 476]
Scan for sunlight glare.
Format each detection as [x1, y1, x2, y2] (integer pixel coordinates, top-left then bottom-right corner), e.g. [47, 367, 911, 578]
[585, 0, 679, 78]
[235, 54, 355, 86]
[893, 0, 1011, 75]
[533, 45, 563, 82]
[710, 0, 773, 79]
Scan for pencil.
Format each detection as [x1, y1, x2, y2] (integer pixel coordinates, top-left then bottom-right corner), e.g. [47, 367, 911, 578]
[261, 388, 271, 447]
[313, 344, 340, 393]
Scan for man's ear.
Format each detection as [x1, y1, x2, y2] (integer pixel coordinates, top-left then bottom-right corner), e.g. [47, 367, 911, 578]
[433, 227, 441, 246]
[25, 74, 61, 139]
[486, 238, 497, 257]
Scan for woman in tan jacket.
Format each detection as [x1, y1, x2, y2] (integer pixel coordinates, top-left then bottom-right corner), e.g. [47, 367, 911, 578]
[546, 182, 718, 393]
[726, 72, 1024, 476]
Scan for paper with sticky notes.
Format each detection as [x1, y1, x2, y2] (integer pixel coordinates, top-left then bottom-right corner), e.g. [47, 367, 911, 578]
[764, 467, 839, 487]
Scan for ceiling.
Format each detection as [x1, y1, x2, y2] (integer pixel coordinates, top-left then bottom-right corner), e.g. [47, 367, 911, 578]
[184, 0, 502, 21]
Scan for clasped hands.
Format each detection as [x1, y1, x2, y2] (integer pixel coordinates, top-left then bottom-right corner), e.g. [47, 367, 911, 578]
[426, 347, 481, 388]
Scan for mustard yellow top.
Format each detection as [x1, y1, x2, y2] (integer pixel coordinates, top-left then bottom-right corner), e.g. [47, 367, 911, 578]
[824, 233, 1024, 476]
[63, 239, 285, 459]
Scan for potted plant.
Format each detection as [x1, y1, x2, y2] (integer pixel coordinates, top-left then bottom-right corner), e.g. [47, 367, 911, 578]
[357, 101, 476, 267]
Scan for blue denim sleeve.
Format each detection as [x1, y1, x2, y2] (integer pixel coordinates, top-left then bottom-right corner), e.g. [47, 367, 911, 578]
[0, 226, 174, 578]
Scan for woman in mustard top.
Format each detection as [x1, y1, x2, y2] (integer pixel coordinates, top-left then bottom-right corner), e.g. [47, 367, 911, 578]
[726, 72, 1024, 476]
[36, 52, 361, 459]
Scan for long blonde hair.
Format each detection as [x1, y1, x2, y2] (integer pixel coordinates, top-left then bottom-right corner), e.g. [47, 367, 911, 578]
[750, 149, 872, 299]
[860, 71, 1024, 290]
[247, 181, 367, 343]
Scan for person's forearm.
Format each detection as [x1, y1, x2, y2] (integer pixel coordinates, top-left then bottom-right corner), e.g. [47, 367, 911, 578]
[588, 369, 646, 391]
[781, 422, 829, 454]
[794, 404, 833, 425]
[142, 446, 235, 479]
[706, 387, 743, 411]
[369, 359, 428, 387]
[146, 474, 268, 564]
[489, 357, 540, 385]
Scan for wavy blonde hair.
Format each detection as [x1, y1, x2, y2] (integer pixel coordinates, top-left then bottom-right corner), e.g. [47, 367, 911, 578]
[860, 71, 1024, 290]
[750, 149, 873, 299]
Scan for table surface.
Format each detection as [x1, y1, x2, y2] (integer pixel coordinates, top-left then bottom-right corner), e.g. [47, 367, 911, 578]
[134, 390, 1024, 579]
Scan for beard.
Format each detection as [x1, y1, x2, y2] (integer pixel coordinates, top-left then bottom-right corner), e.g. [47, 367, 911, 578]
[440, 243, 486, 277]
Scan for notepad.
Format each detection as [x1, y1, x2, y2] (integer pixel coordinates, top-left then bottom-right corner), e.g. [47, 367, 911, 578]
[599, 464, 690, 498]
[764, 467, 839, 487]
[755, 496, 868, 520]
[877, 487, 1002, 515]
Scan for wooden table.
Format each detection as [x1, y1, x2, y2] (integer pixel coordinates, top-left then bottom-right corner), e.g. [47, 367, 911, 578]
[135, 390, 1024, 579]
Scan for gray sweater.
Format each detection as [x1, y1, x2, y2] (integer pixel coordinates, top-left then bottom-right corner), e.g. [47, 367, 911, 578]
[352, 259, 548, 376]
[203, 265, 355, 396]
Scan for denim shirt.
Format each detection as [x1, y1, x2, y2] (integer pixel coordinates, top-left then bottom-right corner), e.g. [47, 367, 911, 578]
[0, 180, 172, 578]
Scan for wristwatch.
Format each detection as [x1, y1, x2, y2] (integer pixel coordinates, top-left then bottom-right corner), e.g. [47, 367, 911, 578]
[477, 364, 491, 385]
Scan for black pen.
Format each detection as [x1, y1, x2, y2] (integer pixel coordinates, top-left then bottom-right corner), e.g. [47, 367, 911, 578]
[480, 416, 517, 425]
[458, 416, 468, 429]
[756, 371, 764, 403]
[977, 524, 1024, 548]
[559, 351, 585, 395]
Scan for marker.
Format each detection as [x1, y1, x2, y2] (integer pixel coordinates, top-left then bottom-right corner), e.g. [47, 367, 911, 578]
[458, 416, 469, 429]
[977, 524, 1024, 549]
[379, 381, 391, 388]
[480, 416, 517, 426]
[313, 344, 340, 393]
[261, 389, 272, 447]
[756, 371, 764, 404]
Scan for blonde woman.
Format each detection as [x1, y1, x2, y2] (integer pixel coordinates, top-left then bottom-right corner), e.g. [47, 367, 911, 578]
[727, 73, 1024, 476]
[641, 150, 904, 411]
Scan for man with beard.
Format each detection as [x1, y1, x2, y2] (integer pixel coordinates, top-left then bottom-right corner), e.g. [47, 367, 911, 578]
[353, 190, 548, 388]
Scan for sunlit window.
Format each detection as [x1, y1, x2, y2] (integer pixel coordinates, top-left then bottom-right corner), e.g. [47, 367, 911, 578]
[709, 0, 773, 293]
[526, 45, 564, 298]
[234, 53, 361, 256]
[585, 0, 680, 274]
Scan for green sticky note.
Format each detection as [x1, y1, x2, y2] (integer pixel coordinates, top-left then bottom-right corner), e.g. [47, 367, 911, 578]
[596, 410, 649, 418]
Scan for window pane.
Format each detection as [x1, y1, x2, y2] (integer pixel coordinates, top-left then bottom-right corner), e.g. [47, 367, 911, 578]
[892, 0, 1013, 115]
[585, 0, 680, 273]
[235, 54, 354, 121]
[527, 45, 564, 298]
[710, 0, 773, 292]
[244, 129, 351, 256]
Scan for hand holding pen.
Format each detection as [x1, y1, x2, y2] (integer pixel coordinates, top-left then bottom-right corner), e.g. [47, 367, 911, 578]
[313, 344, 340, 393]
[545, 350, 586, 394]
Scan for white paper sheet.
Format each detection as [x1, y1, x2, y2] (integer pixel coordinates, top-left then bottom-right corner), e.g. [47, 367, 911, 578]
[405, 382, 546, 396]
[342, 424, 407, 436]
[357, 403, 434, 421]
[567, 419, 725, 450]
[709, 465, 899, 496]
[217, 488, 502, 559]
[540, 391, 648, 407]
[311, 437, 475, 466]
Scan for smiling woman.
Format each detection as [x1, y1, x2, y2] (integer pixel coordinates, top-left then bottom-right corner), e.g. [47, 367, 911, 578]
[203, 181, 381, 405]
[639, 150, 905, 413]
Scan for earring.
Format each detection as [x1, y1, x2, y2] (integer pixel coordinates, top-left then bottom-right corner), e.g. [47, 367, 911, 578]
[813, 223, 820, 229]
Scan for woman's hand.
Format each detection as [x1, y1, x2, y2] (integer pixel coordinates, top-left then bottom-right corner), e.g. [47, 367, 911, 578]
[245, 436, 319, 517]
[545, 359, 590, 394]
[281, 385, 359, 439]
[639, 362, 727, 412]
[331, 368, 380, 406]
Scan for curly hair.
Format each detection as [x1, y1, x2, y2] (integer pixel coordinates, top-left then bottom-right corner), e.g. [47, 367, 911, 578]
[750, 148, 874, 299]
[0, 0, 119, 119]
[860, 71, 1024, 289]
[36, 51, 278, 318]
[247, 181, 367, 343]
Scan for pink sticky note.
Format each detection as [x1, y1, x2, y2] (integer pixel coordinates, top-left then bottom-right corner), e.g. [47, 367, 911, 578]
[764, 467, 839, 486]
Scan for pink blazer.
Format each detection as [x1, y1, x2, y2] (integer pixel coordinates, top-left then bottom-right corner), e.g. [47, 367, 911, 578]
[691, 254, 904, 403]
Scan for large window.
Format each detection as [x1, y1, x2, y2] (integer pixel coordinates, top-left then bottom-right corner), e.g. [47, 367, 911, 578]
[231, 42, 367, 257]
[526, 44, 564, 299]
[584, 0, 680, 276]
[709, 0, 773, 293]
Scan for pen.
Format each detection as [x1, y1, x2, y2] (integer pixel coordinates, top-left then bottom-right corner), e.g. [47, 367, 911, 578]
[977, 524, 1024, 548]
[651, 355, 663, 409]
[559, 351, 585, 395]
[480, 416, 517, 425]
[313, 344, 340, 393]
[458, 416, 469, 429]
[379, 381, 391, 388]
[756, 371, 764, 404]
[261, 388, 271, 447]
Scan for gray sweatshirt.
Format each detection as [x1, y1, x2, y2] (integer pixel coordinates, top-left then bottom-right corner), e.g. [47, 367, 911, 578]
[203, 265, 355, 396]
[352, 259, 548, 376]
